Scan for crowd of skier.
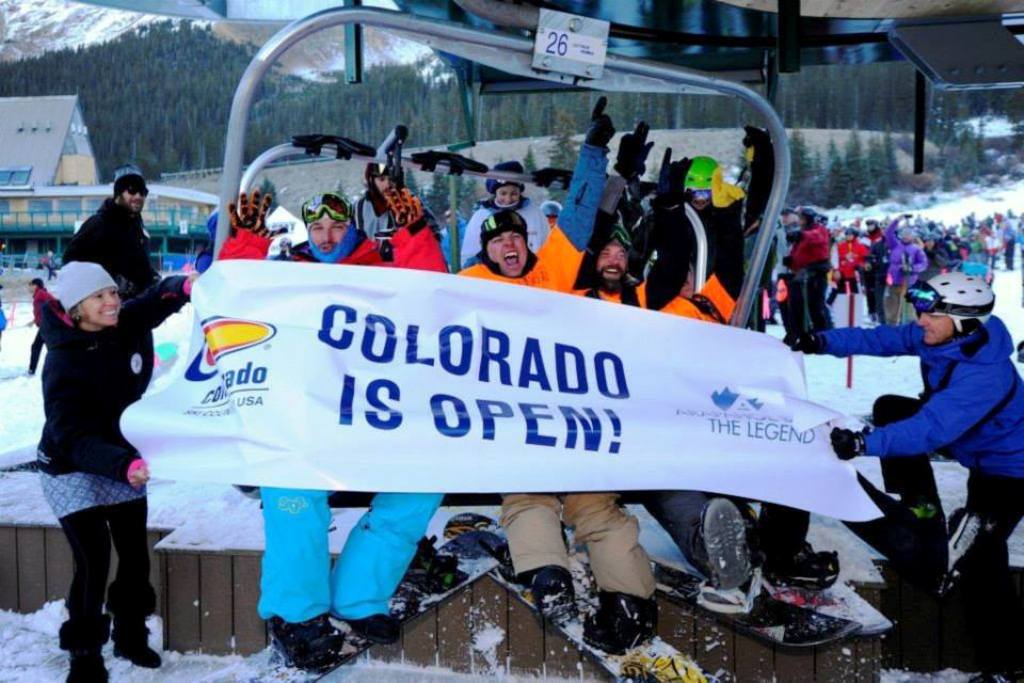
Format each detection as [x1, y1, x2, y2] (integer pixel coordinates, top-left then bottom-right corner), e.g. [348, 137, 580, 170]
[22, 99, 1024, 683]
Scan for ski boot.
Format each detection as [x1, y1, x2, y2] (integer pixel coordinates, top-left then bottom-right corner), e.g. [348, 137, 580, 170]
[522, 565, 576, 622]
[764, 542, 839, 590]
[695, 497, 753, 591]
[268, 614, 347, 673]
[583, 591, 658, 655]
[346, 613, 400, 645]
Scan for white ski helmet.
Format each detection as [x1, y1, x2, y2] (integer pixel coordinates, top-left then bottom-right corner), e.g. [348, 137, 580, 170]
[907, 271, 994, 330]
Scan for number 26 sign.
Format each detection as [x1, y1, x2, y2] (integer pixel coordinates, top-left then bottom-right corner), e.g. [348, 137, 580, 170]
[532, 9, 609, 79]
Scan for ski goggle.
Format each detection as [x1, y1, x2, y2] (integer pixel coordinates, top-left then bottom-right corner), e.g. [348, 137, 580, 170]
[690, 189, 712, 203]
[905, 283, 941, 314]
[301, 193, 351, 224]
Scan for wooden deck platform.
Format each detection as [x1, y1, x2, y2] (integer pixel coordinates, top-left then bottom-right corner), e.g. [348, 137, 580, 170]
[2, 519, 1021, 680]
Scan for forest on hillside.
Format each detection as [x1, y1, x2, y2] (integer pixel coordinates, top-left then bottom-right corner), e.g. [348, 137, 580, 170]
[0, 21, 1022, 207]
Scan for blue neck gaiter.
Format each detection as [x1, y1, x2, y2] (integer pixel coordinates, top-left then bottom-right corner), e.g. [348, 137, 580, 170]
[309, 228, 361, 263]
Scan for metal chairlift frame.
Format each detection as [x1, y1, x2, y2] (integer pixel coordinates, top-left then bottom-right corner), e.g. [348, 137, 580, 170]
[215, 6, 791, 329]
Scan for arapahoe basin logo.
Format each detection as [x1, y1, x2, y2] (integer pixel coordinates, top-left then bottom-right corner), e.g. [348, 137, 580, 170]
[185, 317, 276, 381]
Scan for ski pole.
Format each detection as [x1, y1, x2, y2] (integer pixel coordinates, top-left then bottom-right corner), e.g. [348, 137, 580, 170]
[846, 279, 854, 389]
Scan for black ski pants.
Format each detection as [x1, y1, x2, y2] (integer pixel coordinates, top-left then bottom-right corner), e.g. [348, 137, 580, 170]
[58, 498, 153, 649]
[29, 331, 44, 374]
[642, 491, 809, 575]
[845, 395, 1024, 672]
[787, 269, 832, 335]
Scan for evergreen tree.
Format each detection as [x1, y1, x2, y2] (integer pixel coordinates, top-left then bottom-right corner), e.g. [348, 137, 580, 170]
[844, 131, 874, 205]
[548, 110, 579, 202]
[258, 177, 279, 211]
[865, 136, 888, 202]
[823, 140, 848, 208]
[424, 172, 449, 221]
[523, 145, 538, 173]
[882, 130, 900, 190]
[789, 130, 812, 203]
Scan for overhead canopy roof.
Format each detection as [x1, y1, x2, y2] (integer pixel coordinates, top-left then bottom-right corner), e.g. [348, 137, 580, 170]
[76, 0, 1024, 87]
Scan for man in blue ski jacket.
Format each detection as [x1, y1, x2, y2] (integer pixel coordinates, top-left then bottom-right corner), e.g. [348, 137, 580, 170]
[790, 271, 1024, 681]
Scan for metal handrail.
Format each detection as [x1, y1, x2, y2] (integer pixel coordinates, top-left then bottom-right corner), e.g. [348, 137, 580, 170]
[216, 6, 790, 328]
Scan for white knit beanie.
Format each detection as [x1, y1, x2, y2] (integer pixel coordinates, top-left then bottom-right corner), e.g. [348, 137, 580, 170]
[55, 262, 117, 311]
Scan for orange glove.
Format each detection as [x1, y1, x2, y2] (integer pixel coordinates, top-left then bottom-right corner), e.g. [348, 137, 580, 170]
[228, 190, 273, 238]
[384, 188, 426, 233]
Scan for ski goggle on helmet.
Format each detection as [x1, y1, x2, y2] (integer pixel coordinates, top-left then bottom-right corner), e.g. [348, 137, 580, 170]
[301, 192, 352, 225]
[905, 272, 994, 323]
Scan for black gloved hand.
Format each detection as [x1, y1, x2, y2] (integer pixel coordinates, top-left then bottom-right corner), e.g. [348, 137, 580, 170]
[789, 331, 825, 354]
[741, 125, 772, 155]
[781, 255, 793, 268]
[615, 121, 654, 181]
[830, 428, 866, 460]
[655, 148, 692, 197]
[584, 96, 615, 148]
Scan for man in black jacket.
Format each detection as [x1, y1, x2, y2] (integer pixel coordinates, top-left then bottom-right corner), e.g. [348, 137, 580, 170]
[63, 164, 159, 299]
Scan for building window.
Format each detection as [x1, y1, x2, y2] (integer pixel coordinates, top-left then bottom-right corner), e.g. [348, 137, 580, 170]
[0, 166, 32, 186]
[28, 199, 52, 213]
[0, 199, 9, 213]
[58, 198, 81, 212]
[84, 198, 103, 211]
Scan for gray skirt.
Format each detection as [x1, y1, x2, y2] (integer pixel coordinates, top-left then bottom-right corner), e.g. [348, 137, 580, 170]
[40, 470, 146, 520]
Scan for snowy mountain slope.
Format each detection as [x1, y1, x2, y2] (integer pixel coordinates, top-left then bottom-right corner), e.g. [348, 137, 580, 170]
[0, 0, 433, 75]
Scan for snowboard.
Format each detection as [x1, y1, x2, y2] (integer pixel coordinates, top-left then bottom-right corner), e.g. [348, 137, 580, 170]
[253, 532, 499, 682]
[653, 563, 862, 648]
[442, 514, 713, 683]
[765, 580, 892, 636]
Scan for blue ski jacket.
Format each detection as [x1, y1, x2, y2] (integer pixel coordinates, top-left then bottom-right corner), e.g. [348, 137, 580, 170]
[820, 316, 1024, 478]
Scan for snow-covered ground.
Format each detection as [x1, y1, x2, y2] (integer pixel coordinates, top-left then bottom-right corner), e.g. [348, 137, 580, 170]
[2, 252, 1023, 679]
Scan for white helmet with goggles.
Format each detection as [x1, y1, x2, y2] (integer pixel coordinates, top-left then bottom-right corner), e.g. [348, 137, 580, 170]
[906, 271, 994, 331]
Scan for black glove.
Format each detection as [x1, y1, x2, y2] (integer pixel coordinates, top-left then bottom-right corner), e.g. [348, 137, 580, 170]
[830, 428, 867, 460]
[656, 148, 692, 198]
[584, 96, 615, 148]
[615, 121, 654, 181]
[788, 331, 825, 354]
[781, 255, 793, 268]
[741, 125, 772, 156]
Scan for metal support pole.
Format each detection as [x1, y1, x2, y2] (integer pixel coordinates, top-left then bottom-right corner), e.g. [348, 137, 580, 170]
[215, 7, 790, 330]
[777, 0, 801, 74]
[344, 0, 363, 85]
[914, 70, 927, 175]
[448, 175, 461, 272]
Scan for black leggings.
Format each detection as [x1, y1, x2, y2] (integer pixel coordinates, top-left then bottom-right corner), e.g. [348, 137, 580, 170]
[59, 498, 152, 628]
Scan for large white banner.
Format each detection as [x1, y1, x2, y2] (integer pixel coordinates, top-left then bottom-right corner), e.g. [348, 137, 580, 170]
[123, 261, 880, 521]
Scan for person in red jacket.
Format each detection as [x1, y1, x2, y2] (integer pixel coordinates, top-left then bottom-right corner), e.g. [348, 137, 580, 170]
[218, 188, 447, 672]
[782, 208, 832, 340]
[28, 277, 55, 376]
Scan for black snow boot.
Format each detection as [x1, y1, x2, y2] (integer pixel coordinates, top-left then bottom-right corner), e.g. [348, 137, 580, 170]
[764, 542, 839, 590]
[583, 591, 658, 655]
[521, 565, 576, 621]
[67, 651, 108, 683]
[346, 613, 400, 645]
[695, 497, 752, 590]
[108, 581, 161, 668]
[60, 615, 110, 683]
[268, 614, 347, 673]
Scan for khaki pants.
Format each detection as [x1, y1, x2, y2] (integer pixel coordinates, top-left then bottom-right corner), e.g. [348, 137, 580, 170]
[884, 283, 907, 324]
[500, 493, 655, 599]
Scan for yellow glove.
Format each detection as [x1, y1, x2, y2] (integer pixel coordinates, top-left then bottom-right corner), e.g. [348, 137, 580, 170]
[711, 167, 745, 208]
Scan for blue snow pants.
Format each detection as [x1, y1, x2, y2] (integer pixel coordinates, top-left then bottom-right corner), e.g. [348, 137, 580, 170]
[258, 487, 443, 623]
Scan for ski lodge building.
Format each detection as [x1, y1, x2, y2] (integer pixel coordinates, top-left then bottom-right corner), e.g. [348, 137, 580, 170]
[0, 95, 215, 269]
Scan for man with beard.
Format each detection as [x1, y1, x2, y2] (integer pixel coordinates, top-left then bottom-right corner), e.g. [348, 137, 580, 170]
[64, 164, 158, 299]
[219, 187, 446, 672]
[460, 101, 660, 656]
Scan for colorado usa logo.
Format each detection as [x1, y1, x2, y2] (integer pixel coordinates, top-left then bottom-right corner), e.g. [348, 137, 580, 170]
[185, 317, 277, 381]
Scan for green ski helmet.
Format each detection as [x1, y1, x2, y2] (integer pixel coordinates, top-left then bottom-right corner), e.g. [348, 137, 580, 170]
[685, 156, 719, 191]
